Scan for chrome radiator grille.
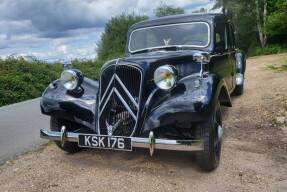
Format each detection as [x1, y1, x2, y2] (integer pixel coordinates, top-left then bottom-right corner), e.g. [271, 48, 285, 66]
[98, 64, 142, 136]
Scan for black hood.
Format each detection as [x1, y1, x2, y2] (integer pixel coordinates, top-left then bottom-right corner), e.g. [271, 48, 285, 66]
[122, 51, 203, 78]
[101, 50, 203, 83]
[123, 50, 197, 65]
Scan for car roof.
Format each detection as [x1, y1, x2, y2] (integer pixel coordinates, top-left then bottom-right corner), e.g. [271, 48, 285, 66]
[129, 13, 228, 31]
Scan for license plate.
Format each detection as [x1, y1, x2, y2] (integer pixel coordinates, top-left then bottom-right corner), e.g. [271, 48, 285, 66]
[78, 134, 132, 151]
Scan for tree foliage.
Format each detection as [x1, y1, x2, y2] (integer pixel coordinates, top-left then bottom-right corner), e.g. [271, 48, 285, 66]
[0, 57, 102, 107]
[265, 0, 287, 36]
[214, 0, 287, 53]
[214, 0, 258, 51]
[96, 14, 148, 64]
[155, 5, 185, 17]
[0, 58, 61, 106]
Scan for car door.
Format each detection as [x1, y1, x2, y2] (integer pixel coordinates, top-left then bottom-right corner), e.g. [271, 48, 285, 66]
[211, 22, 233, 91]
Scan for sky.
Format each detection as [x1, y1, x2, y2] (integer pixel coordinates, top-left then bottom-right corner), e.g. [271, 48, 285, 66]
[0, 0, 215, 62]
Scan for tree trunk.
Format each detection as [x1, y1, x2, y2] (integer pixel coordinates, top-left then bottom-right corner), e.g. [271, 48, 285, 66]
[256, 0, 267, 47]
[263, 0, 267, 46]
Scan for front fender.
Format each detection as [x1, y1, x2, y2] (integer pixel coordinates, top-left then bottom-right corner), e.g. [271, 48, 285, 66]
[41, 77, 98, 129]
[142, 74, 230, 133]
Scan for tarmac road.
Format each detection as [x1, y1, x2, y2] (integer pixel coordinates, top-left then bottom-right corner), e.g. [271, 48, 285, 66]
[0, 98, 48, 163]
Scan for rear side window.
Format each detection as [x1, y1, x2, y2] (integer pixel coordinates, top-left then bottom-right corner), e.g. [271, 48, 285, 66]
[214, 23, 227, 52]
[227, 23, 235, 49]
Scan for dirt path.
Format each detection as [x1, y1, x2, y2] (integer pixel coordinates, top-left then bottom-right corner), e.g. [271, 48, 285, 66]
[0, 54, 287, 192]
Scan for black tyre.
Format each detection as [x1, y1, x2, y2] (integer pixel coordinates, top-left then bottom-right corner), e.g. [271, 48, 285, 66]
[50, 117, 82, 153]
[233, 84, 244, 96]
[196, 101, 223, 172]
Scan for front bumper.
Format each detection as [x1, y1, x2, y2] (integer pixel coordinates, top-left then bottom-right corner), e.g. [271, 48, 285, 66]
[40, 129, 204, 156]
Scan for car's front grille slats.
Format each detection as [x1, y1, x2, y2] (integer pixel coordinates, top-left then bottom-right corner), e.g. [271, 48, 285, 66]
[98, 64, 142, 137]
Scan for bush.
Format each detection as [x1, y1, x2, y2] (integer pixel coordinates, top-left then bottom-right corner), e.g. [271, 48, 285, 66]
[0, 57, 62, 106]
[248, 44, 287, 56]
[72, 59, 101, 80]
[0, 57, 101, 107]
[267, 60, 287, 72]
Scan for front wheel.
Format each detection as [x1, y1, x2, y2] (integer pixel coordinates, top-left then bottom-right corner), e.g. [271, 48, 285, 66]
[50, 117, 82, 153]
[196, 101, 223, 172]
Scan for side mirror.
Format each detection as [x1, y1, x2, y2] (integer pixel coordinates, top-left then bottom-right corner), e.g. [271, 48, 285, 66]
[194, 52, 210, 63]
[193, 52, 210, 77]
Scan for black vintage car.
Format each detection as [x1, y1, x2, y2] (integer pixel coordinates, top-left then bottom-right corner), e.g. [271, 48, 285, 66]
[40, 13, 246, 171]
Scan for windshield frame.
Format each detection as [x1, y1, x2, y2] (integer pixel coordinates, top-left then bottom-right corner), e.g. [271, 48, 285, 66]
[128, 21, 211, 54]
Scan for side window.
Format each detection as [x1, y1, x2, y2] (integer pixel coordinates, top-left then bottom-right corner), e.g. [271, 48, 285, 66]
[226, 23, 235, 49]
[214, 23, 227, 52]
[229, 24, 236, 48]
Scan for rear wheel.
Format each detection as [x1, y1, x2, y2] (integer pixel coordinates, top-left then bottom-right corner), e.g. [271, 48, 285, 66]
[50, 117, 82, 153]
[233, 84, 244, 96]
[196, 101, 223, 172]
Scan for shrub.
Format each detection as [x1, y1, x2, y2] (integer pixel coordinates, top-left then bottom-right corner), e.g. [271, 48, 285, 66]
[0, 57, 102, 107]
[267, 60, 287, 72]
[248, 44, 287, 56]
[72, 59, 101, 80]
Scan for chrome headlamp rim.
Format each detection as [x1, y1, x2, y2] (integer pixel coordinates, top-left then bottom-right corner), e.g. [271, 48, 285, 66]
[154, 65, 177, 90]
[60, 69, 79, 90]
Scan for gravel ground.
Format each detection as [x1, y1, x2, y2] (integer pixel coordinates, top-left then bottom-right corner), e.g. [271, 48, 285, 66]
[0, 53, 287, 192]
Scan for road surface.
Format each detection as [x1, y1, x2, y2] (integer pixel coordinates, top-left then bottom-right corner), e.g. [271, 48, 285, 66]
[0, 98, 48, 163]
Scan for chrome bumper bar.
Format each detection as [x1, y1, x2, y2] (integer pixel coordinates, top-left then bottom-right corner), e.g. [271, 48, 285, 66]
[40, 128, 204, 156]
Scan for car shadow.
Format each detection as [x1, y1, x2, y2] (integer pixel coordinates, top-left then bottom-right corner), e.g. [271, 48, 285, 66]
[64, 147, 203, 174]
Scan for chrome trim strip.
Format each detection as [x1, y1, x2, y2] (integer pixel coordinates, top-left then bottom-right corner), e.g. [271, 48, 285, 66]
[115, 75, 139, 109]
[99, 88, 114, 116]
[114, 88, 137, 120]
[128, 22, 211, 53]
[99, 75, 115, 105]
[40, 129, 204, 152]
[40, 129, 78, 142]
[99, 87, 137, 120]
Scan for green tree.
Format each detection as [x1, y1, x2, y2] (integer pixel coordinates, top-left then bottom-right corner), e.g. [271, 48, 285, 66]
[265, 0, 287, 36]
[193, 8, 208, 13]
[214, 0, 259, 52]
[255, 0, 268, 47]
[96, 14, 148, 64]
[155, 5, 185, 17]
[214, 0, 287, 53]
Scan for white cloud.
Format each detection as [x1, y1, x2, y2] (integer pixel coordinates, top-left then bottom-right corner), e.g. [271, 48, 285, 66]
[0, 0, 216, 61]
[57, 45, 68, 54]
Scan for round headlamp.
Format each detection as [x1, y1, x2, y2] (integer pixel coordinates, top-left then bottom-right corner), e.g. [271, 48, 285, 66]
[154, 65, 177, 90]
[60, 69, 80, 90]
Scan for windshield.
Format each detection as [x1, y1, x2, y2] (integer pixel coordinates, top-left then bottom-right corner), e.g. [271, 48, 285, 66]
[129, 22, 210, 53]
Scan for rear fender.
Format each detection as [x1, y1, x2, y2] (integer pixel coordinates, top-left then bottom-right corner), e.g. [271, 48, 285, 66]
[235, 51, 246, 74]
